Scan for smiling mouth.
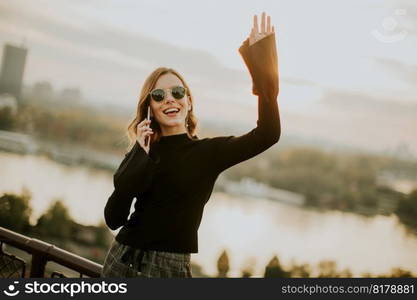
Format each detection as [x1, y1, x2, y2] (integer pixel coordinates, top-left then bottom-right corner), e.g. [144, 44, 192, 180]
[163, 108, 180, 117]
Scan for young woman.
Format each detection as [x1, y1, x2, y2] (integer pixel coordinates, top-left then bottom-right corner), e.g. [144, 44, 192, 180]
[101, 12, 281, 278]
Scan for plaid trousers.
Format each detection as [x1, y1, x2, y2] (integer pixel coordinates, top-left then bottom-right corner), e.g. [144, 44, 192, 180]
[100, 239, 192, 278]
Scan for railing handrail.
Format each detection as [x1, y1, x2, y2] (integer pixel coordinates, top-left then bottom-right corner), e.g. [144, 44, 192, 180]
[0, 226, 102, 278]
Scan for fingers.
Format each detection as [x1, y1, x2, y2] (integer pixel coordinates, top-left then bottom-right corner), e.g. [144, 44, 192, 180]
[261, 12, 265, 34]
[253, 14, 259, 35]
[141, 127, 153, 133]
[135, 119, 152, 152]
[138, 128, 153, 146]
[138, 126, 153, 135]
[137, 119, 151, 129]
[141, 119, 151, 125]
[249, 12, 274, 46]
[136, 119, 152, 135]
[253, 12, 273, 35]
[267, 15, 271, 33]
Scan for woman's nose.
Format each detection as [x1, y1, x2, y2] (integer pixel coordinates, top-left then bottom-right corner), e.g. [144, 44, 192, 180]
[165, 94, 175, 104]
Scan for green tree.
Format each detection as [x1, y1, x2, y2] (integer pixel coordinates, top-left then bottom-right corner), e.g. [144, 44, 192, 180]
[317, 260, 340, 277]
[216, 250, 230, 278]
[0, 107, 16, 130]
[36, 199, 73, 239]
[396, 189, 417, 228]
[288, 262, 312, 278]
[264, 255, 289, 277]
[0, 189, 32, 233]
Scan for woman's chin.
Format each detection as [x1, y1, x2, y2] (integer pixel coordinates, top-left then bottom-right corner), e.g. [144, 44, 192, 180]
[160, 119, 184, 127]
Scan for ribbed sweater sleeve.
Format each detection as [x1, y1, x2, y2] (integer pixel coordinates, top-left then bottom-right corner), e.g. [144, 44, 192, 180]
[104, 141, 157, 230]
[209, 33, 281, 173]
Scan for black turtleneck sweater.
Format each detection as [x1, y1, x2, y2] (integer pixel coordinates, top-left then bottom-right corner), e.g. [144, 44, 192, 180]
[104, 33, 281, 253]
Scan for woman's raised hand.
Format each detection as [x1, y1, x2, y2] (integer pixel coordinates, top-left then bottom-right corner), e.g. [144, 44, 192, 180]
[136, 119, 153, 154]
[249, 12, 275, 46]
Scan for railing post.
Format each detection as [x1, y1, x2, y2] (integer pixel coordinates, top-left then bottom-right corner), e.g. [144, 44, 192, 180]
[30, 253, 47, 277]
[0, 227, 103, 278]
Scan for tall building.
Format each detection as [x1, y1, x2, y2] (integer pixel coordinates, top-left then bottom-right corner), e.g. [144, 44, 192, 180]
[0, 44, 28, 101]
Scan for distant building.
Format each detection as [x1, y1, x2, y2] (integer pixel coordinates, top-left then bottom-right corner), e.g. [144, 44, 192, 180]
[0, 44, 28, 102]
[60, 87, 82, 103]
[32, 81, 53, 101]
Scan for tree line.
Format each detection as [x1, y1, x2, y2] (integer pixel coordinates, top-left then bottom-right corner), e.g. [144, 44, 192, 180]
[1, 190, 415, 278]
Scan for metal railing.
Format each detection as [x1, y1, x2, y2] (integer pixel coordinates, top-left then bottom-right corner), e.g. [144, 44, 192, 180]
[0, 226, 102, 278]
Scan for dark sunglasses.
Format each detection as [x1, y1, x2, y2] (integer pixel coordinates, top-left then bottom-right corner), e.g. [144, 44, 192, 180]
[149, 86, 188, 102]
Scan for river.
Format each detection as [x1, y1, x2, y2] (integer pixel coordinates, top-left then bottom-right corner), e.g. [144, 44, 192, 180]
[1, 151, 416, 277]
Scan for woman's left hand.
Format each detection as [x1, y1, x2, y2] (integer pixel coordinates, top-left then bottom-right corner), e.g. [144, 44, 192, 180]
[249, 12, 275, 46]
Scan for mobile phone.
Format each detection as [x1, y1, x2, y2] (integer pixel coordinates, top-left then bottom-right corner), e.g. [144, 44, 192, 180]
[145, 106, 150, 147]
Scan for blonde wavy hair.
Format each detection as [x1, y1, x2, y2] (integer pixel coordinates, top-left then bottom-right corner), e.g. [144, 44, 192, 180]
[126, 67, 198, 152]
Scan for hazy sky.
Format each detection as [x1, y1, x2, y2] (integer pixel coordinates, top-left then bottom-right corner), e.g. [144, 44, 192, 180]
[1, 0, 416, 156]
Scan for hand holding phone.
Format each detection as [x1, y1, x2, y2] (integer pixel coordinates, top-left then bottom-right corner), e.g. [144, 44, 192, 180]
[135, 106, 153, 154]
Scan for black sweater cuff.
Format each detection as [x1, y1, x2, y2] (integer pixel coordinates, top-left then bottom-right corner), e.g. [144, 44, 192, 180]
[113, 141, 157, 195]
